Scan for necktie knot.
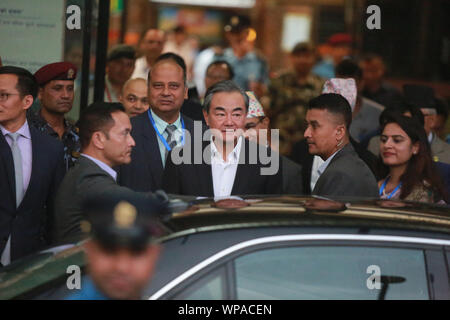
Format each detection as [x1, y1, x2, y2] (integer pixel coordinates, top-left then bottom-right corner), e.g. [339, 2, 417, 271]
[165, 124, 177, 135]
[7, 132, 21, 143]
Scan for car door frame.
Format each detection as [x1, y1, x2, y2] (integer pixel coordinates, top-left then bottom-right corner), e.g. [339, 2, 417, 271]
[153, 234, 450, 300]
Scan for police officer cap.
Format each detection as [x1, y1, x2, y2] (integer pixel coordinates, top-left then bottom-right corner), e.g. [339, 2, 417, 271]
[403, 84, 436, 110]
[107, 44, 136, 62]
[34, 62, 77, 86]
[81, 192, 167, 251]
[224, 15, 251, 33]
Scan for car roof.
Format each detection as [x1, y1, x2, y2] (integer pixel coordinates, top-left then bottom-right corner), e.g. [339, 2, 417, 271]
[158, 195, 450, 241]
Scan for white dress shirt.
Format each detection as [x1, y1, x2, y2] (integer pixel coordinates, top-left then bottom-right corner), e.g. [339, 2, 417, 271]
[81, 153, 117, 181]
[310, 155, 325, 192]
[310, 149, 340, 191]
[210, 136, 243, 198]
[0, 121, 33, 195]
[131, 56, 150, 80]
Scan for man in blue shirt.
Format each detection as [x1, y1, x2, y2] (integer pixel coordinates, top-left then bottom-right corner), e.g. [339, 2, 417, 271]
[215, 15, 269, 96]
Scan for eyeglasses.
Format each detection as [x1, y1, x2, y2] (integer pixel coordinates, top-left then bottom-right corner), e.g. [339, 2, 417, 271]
[0, 92, 21, 102]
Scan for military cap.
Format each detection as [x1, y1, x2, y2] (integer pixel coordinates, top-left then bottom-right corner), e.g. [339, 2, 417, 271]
[224, 15, 251, 33]
[107, 44, 136, 62]
[81, 192, 166, 251]
[403, 84, 436, 111]
[327, 33, 353, 46]
[34, 62, 77, 86]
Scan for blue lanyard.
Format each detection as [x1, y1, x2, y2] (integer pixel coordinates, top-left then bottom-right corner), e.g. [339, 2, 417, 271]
[147, 110, 185, 151]
[379, 176, 402, 199]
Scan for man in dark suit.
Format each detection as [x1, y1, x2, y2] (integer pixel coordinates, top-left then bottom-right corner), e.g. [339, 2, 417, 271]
[54, 103, 163, 244]
[304, 93, 378, 198]
[163, 80, 282, 197]
[0, 66, 65, 265]
[118, 53, 204, 192]
[289, 137, 378, 195]
[244, 91, 303, 194]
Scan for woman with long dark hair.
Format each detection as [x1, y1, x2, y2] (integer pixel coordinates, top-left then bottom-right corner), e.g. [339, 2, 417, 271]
[377, 112, 447, 203]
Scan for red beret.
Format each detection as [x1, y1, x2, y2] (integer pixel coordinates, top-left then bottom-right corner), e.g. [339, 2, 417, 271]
[327, 33, 353, 46]
[34, 62, 77, 86]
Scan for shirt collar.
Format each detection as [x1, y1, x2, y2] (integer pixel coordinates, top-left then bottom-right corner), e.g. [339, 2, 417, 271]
[0, 120, 31, 140]
[210, 135, 243, 164]
[317, 148, 340, 176]
[81, 153, 117, 181]
[150, 109, 182, 134]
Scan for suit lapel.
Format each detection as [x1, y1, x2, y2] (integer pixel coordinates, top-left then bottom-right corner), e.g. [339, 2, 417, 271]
[231, 138, 253, 194]
[198, 140, 214, 197]
[313, 143, 353, 194]
[19, 126, 41, 209]
[0, 133, 16, 205]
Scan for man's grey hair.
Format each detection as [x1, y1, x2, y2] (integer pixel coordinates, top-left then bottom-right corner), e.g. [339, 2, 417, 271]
[203, 80, 249, 113]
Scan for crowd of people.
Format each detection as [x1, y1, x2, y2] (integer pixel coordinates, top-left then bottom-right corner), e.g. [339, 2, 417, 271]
[0, 14, 449, 299]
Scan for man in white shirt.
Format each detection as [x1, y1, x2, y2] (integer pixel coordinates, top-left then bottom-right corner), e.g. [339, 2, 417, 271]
[163, 80, 282, 197]
[132, 29, 166, 80]
[54, 102, 159, 244]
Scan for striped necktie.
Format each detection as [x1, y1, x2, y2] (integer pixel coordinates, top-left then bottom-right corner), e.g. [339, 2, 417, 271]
[164, 124, 178, 158]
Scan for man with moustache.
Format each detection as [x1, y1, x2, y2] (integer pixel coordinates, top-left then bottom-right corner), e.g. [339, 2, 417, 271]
[163, 80, 282, 197]
[29, 62, 81, 171]
[53, 102, 161, 244]
[104, 45, 137, 103]
[118, 53, 202, 192]
[119, 78, 150, 117]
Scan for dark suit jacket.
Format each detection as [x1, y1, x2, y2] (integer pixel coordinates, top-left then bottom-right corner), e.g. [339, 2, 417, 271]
[312, 143, 379, 199]
[162, 138, 283, 197]
[289, 137, 379, 195]
[54, 156, 150, 244]
[180, 99, 206, 125]
[118, 111, 203, 192]
[281, 156, 303, 195]
[0, 126, 64, 262]
[435, 161, 450, 202]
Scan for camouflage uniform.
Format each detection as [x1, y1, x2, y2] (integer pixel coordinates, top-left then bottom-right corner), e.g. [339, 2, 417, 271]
[268, 72, 325, 155]
[28, 110, 81, 171]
